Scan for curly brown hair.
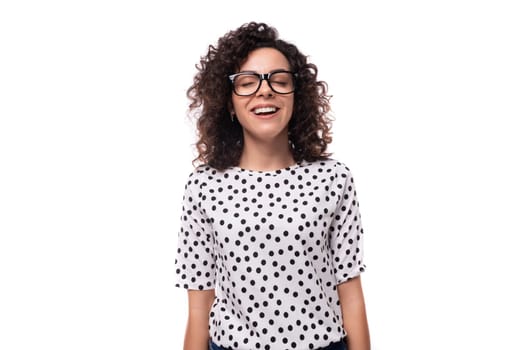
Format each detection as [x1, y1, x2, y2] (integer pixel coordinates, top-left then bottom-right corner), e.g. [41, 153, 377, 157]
[187, 22, 333, 170]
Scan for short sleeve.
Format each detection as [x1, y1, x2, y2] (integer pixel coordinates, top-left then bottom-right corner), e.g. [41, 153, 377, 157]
[174, 173, 216, 290]
[329, 168, 366, 284]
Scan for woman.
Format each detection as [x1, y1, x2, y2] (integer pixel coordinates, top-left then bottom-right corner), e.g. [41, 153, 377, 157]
[174, 22, 370, 350]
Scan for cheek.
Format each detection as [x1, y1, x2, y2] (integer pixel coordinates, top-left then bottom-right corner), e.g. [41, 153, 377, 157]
[285, 97, 294, 115]
[231, 96, 247, 114]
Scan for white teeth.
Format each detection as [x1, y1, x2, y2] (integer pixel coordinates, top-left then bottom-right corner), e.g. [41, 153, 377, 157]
[253, 106, 277, 114]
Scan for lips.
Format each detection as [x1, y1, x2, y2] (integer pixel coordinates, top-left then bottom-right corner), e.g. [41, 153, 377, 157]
[251, 105, 280, 118]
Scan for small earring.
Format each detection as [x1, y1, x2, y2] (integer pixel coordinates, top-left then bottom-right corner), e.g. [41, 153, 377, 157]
[230, 112, 235, 122]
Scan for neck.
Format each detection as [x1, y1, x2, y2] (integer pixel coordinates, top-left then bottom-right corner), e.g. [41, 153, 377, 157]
[238, 133, 295, 171]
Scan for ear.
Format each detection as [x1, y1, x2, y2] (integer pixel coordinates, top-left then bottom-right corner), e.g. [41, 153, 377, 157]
[227, 99, 237, 122]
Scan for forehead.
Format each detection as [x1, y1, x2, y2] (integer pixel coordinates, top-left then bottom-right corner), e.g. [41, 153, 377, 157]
[239, 47, 290, 72]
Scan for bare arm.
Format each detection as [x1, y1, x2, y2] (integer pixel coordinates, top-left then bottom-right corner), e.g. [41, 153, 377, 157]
[183, 289, 215, 350]
[337, 276, 370, 350]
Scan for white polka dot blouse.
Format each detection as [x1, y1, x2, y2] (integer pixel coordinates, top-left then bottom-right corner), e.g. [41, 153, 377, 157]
[175, 158, 366, 350]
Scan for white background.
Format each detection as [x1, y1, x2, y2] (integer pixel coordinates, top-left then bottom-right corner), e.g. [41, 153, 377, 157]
[1, 0, 524, 349]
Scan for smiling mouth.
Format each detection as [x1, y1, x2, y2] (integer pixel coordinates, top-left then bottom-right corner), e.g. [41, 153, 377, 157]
[252, 106, 279, 116]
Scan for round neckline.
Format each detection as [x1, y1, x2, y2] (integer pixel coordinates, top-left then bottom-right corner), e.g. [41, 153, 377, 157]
[231, 160, 303, 175]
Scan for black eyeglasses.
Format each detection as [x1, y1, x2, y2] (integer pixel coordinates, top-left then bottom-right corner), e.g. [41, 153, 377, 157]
[228, 70, 296, 96]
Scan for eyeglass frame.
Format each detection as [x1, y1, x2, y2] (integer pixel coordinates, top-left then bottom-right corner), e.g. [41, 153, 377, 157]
[228, 70, 298, 96]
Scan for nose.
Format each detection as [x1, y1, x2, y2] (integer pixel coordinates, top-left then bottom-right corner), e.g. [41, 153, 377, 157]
[257, 78, 274, 97]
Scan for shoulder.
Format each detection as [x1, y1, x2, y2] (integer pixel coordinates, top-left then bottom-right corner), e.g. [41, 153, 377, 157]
[310, 157, 354, 178]
[183, 163, 224, 191]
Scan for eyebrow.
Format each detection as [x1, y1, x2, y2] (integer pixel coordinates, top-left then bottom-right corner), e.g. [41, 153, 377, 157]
[237, 68, 290, 74]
